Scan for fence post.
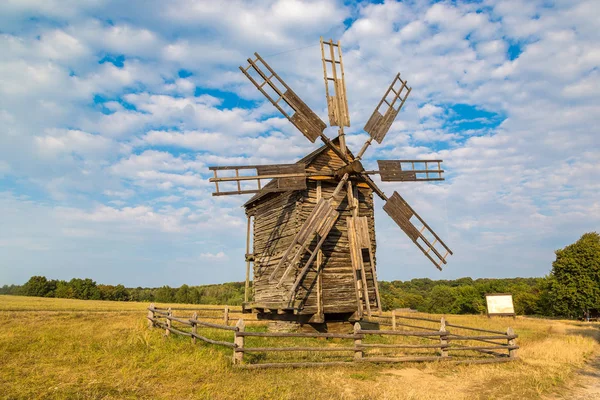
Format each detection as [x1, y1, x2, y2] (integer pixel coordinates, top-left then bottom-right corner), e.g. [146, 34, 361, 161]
[354, 322, 363, 361]
[165, 307, 172, 336]
[147, 303, 155, 328]
[191, 312, 197, 345]
[507, 327, 518, 359]
[233, 318, 245, 365]
[224, 306, 229, 326]
[392, 309, 396, 331]
[440, 317, 448, 358]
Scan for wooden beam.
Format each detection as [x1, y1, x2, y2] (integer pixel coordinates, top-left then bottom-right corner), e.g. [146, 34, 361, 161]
[244, 215, 252, 303]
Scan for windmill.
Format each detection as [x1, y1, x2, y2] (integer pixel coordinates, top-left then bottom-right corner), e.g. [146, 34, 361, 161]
[208, 38, 452, 324]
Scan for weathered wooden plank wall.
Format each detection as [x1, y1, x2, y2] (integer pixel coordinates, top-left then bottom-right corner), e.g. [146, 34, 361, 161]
[247, 147, 378, 315]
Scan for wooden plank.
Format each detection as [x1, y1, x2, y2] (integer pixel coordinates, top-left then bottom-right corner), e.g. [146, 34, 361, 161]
[285, 90, 326, 142]
[256, 163, 307, 191]
[445, 323, 506, 335]
[383, 192, 419, 241]
[213, 189, 262, 197]
[359, 329, 444, 336]
[153, 306, 243, 312]
[347, 216, 365, 318]
[255, 164, 306, 175]
[320, 37, 332, 124]
[164, 315, 193, 326]
[237, 331, 360, 339]
[449, 345, 518, 351]
[245, 215, 252, 303]
[450, 358, 513, 365]
[336, 77, 350, 127]
[364, 111, 382, 138]
[358, 343, 446, 349]
[316, 181, 324, 321]
[448, 334, 516, 340]
[166, 325, 192, 337]
[237, 361, 355, 369]
[192, 332, 236, 348]
[360, 356, 443, 363]
[210, 164, 305, 171]
[376, 314, 440, 323]
[188, 318, 239, 331]
[236, 347, 356, 352]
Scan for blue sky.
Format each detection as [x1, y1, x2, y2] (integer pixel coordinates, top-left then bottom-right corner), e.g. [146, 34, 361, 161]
[0, 0, 599, 287]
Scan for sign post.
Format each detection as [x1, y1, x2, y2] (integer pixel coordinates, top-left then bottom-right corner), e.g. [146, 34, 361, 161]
[485, 293, 515, 318]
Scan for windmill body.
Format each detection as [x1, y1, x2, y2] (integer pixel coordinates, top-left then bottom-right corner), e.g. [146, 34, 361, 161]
[209, 38, 453, 324]
[244, 142, 378, 322]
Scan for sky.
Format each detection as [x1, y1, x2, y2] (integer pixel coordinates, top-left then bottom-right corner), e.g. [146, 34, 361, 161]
[0, 0, 599, 287]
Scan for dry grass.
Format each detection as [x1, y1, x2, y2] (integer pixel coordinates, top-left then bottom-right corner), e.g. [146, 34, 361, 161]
[0, 295, 598, 400]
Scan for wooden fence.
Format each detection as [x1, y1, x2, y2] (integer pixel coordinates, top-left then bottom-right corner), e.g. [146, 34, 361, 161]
[146, 304, 519, 369]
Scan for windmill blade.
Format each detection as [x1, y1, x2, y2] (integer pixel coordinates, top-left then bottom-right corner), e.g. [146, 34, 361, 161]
[372, 160, 445, 182]
[240, 53, 326, 143]
[364, 73, 411, 143]
[320, 37, 350, 128]
[240, 53, 351, 164]
[382, 191, 452, 270]
[209, 164, 312, 196]
[356, 73, 411, 161]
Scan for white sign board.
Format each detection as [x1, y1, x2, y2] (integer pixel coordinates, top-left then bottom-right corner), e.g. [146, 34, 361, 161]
[485, 294, 515, 316]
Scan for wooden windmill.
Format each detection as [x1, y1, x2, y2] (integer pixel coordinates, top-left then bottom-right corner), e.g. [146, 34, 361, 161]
[209, 38, 452, 324]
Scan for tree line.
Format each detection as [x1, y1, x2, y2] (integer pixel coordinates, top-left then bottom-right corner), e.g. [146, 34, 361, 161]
[0, 278, 246, 305]
[1, 232, 598, 318]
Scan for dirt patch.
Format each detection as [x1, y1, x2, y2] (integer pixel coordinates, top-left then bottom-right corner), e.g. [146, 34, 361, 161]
[380, 367, 432, 378]
[547, 356, 600, 400]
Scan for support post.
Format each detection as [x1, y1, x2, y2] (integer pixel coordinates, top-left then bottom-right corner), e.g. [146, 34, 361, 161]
[440, 317, 448, 358]
[507, 327, 518, 359]
[315, 181, 324, 322]
[224, 306, 229, 326]
[233, 319, 245, 365]
[392, 309, 396, 331]
[147, 303, 155, 328]
[354, 322, 363, 361]
[244, 215, 251, 303]
[191, 312, 197, 345]
[166, 307, 172, 336]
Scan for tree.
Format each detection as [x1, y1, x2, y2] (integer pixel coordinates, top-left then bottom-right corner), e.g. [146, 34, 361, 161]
[68, 278, 101, 300]
[175, 284, 192, 304]
[22, 276, 52, 297]
[547, 232, 600, 317]
[112, 284, 129, 301]
[55, 281, 74, 298]
[156, 286, 175, 303]
[425, 285, 457, 314]
[452, 286, 485, 314]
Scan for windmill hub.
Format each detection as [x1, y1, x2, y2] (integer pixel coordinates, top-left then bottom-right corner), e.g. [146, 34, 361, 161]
[208, 37, 453, 324]
[334, 160, 364, 178]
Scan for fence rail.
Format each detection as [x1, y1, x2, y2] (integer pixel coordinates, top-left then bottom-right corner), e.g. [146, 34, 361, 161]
[146, 304, 519, 369]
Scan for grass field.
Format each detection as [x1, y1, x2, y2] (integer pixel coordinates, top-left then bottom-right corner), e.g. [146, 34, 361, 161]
[0, 295, 599, 400]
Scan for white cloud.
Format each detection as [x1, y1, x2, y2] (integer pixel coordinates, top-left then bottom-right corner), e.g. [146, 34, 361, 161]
[200, 251, 227, 260]
[0, 0, 599, 286]
[35, 129, 114, 157]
